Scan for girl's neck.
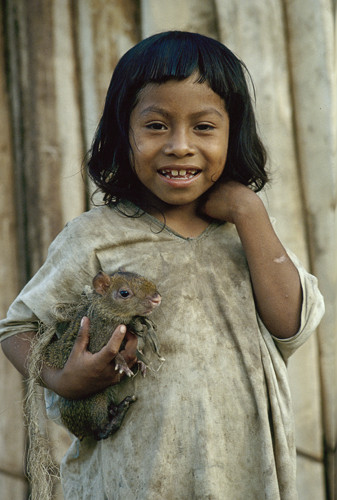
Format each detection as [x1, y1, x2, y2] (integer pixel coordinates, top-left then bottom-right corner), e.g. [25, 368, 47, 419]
[137, 193, 212, 238]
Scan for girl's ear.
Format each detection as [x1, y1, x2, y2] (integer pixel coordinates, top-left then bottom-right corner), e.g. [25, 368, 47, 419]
[93, 271, 111, 295]
[128, 133, 136, 172]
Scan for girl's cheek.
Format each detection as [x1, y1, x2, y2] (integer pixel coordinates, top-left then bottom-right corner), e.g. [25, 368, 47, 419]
[212, 163, 227, 182]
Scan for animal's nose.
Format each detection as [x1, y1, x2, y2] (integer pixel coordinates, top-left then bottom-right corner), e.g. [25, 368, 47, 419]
[149, 293, 161, 307]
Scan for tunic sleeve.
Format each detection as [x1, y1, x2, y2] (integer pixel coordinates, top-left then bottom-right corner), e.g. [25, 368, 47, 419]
[258, 249, 325, 361]
[0, 212, 102, 341]
[0, 299, 39, 342]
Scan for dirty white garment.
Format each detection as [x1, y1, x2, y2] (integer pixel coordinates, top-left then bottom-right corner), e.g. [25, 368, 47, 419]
[0, 202, 325, 500]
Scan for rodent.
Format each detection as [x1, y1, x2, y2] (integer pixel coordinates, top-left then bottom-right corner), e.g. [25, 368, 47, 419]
[41, 270, 162, 440]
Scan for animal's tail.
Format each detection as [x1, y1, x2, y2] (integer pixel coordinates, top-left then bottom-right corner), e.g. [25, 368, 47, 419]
[25, 324, 59, 500]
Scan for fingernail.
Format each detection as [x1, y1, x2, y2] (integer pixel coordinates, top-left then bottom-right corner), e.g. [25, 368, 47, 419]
[120, 325, 126, 334]
[80, 317, 85, 327]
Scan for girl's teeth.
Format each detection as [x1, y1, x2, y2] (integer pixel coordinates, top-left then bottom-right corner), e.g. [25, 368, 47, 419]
[161, 169, 198, 178]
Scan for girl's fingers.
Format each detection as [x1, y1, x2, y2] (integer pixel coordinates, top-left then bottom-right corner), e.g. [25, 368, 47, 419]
[69, 321, 136, 387]
[99, 324, 127, 363]
[70, 316, 90, 355]
[122, 332, 138, 364]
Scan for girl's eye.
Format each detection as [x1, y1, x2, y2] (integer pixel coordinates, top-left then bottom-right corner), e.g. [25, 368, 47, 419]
[146, 122, 167, 130]
[195, 123, 215, 131]
[119, 290, 130, 298]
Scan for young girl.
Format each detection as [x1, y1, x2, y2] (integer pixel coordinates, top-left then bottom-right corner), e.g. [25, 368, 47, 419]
[1, 31, 324, 500]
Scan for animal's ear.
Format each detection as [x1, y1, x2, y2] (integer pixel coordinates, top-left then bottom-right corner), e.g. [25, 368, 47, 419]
[117, 266, 126, 272]
[93, 271, 111, 295]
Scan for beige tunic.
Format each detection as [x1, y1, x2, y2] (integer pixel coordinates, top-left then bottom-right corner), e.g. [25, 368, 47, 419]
[0, 202, 325, 500]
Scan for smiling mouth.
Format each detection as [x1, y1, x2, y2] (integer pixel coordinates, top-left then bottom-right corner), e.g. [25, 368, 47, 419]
[158, 169, 200, 179]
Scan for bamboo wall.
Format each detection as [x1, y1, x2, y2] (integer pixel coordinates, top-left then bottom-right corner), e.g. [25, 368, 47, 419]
[0, 1, 335, 499]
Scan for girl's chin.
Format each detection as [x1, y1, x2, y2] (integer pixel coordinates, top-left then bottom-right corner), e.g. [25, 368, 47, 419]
[151, 200, 200, 217]
[136, 185, 204, 214]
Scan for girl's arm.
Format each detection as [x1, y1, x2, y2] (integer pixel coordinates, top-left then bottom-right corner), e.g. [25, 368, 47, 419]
[202, 181, 302, 339]
[1, 319, 138, 399]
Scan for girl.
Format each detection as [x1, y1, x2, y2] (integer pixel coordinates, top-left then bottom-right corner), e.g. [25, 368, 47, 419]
[1, 31, 324, 499]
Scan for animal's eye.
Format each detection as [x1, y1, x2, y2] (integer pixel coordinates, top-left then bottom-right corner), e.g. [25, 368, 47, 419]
[119, 290, 130, 298]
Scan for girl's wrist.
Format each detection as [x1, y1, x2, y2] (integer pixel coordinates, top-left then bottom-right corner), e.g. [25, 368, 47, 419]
[202, 181, 263, 224]
[231, 192, 265, 226]
[39, 364, 66, 396]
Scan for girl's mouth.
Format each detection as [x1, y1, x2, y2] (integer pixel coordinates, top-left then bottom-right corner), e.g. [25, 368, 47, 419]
[158, 168, 200, 180]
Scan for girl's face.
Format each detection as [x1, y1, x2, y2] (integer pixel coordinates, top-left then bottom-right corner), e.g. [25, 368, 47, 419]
[129, 74, 229, 211]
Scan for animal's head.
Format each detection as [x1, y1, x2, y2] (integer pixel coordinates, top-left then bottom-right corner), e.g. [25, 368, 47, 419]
[92, 271, 161, 317]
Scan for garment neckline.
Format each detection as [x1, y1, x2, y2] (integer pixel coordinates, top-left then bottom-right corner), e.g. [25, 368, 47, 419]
[113, 199, 224, 241]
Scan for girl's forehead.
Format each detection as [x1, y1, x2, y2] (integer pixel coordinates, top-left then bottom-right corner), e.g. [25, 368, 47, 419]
[134, 74, 226, 112]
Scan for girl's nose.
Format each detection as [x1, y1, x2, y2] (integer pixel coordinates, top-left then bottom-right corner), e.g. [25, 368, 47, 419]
[163, 129, 195, 157]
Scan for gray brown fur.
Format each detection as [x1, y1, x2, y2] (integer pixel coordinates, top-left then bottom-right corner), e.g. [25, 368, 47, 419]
[41, 271, 162, 440]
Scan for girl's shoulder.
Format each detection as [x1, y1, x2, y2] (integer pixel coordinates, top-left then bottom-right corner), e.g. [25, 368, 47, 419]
[44, 205, 118, 260]
[58, 204, 132, 242]
[53, 201, 151, 253]
[63, 205, 115, 232]
[63, 201, 144, 235]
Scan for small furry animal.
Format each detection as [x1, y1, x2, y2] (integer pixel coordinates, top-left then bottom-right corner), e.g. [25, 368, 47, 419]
[41, 270, 162, 440]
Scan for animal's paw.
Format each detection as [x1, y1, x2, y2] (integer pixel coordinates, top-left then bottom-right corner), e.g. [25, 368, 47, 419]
[94, 395, 137, 440]
[137, 360, 147, 377]
[114, 352, 134, 377]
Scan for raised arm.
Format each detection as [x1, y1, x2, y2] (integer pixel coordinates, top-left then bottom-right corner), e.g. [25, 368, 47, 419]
[202, 181, 302, 338]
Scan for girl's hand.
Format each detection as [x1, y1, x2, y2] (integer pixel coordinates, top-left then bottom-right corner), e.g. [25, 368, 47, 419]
[41, 317, 138, 400]
[201, 180, 260, 224]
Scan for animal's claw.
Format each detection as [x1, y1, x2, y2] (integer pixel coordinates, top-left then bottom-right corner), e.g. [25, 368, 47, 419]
[95, 395, 137, 440]
[114, 353, 134, 377]
[137, 360, 148, 377]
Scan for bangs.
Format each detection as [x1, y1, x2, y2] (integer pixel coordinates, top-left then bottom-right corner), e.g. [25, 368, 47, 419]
[136, 35, 204, 82]
[117, 31, 241, 99]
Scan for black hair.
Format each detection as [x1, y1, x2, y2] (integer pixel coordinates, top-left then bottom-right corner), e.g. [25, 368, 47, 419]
[87, 31, 268, 205]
